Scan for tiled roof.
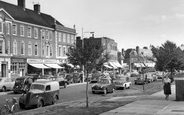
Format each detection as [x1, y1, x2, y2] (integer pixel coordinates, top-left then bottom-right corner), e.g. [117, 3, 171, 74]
[0, 1, 63, 28]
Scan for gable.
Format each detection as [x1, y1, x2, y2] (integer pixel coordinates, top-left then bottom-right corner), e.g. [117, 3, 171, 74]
[0, 8, 14, 21]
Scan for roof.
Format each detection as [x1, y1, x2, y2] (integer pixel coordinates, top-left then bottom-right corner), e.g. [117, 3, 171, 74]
[0, 1, 63, 28]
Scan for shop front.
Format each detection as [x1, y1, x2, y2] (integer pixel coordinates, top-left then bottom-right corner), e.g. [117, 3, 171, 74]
[11, 58, 27, 78]
[0, 56, 11, 78]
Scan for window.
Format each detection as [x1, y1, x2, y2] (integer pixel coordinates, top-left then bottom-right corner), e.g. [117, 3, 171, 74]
[45, 30, 49, 40]
[21, 41, 25, 55]
[27, 27, 32, 38]
[71, 35, 74, 44]
[28, 42, 32, 56]
[46, 85, 51, 91]
[63, 46, 66, 56]
[58, 45, 62, 56]
[0, 40, 3, 54]
[6, 23, 10, 35]
[20, 25, 24, 36]
[34, 28, 38, 39]
[12, 24, 17, 35]
[67, 34, 70, 43]
[46, 45, 50, 56]
[63, 33, 66, 42]
[7, 41, 10, 54]
[50, 44, 53, 57]
[0, 21, 3, 33]
[42, 43, 45, 56]
[50, 31, 52, 41]
[42, 30, 45, 39]
[35, 44, 38, 56]
[58, 32, 61, 42]
[13, 40, 17, 55]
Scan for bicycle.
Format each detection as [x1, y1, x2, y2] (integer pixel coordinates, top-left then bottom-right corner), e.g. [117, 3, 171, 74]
[0, 97, 19, 115]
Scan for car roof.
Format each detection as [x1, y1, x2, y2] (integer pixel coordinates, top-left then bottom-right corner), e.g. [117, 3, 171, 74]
[15, 76, 33, 80]
[32, 80, 59, 90]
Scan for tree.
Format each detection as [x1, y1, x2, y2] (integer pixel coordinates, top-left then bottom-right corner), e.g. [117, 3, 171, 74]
[67, 41, 110, 107]
[151, 40, 184, 80]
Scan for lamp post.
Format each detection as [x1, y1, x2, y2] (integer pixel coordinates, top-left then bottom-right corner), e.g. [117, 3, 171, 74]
[81, 28, 94, 83]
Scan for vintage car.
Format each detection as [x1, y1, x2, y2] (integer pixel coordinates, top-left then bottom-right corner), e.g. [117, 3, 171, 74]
[19, 80, 59, 109]
[72, 72, 82, 83]
[113, 75, 131, 89]
[91, 78, 115, 94]
[90, 71, 102, 83]
[0, 77, 15, 92]
[49, 76, 69, 88]
[13, 76, 34, 94]
[134, 74, 147, 85]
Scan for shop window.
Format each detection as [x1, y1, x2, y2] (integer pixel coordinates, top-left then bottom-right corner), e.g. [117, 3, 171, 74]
[45, 30, 49, 40]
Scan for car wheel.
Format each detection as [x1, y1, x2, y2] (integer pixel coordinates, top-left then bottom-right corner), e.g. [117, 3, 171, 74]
[111, 88, 114, 93]
[92, 91, 95, 94]
[52, 95, 58, 105]
[2, 86, 6, 92]
[103, 89, 107, 95]
[64, 83, 67, 88]
[37, 100, 43, 108]
[19, 103, 25, 109]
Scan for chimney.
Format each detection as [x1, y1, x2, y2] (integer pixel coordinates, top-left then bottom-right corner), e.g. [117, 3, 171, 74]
[136, 46, 139, 55]
[34, 4, 40, 14]
[18, 0, 25, 9]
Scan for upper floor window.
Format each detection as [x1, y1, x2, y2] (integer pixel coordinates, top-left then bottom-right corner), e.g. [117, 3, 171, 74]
[67, 34, 70, 43]
[58, 45, 62, 56]
[20, 25, 24, 36]
[63, 45, 66, 56]
[27, 27, 32, 38]
[35, 44, 38, 56]
[45, 30, 49, 40]
[41, 30, 45, 39]
[0, 40, 3, 54]
[12, 24, 17, 35]
[34, 28, 38, 39]
[7, 41, 10, 54]
[63, 33, 66, 42]
[71, 35, 74, 44]
[50, 44, 53, 57]
[50, 31, 52, 41]
[13, 40, 17, 55]
[0, 21, 3, 33]
[28, 42, 32, 56]
[21, 41, 25, 55]
[6, 23, 10, 35]
[46, 45, 50, 57]
[58, 32, 61, 42]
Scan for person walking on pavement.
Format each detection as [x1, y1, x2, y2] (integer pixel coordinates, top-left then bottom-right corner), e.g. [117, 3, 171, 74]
[163, 75, 172, 100]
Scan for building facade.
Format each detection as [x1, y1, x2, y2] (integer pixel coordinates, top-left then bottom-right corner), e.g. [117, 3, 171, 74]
[0, 0, 76, 78]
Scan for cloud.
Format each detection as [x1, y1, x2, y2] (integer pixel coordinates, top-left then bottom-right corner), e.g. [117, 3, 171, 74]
[175, 14, 184, 20]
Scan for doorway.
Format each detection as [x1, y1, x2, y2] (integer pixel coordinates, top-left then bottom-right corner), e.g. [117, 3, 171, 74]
[1, 63, 7, 77]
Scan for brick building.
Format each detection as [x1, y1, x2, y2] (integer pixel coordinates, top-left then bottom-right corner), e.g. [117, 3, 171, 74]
[0, 0, 76, 78]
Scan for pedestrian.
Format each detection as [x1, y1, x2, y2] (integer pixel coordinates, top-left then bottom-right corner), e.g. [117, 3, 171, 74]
[163, 75, 172, 100]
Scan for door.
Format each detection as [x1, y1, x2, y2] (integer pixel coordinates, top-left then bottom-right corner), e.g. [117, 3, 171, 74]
[1, 64, 6, 77]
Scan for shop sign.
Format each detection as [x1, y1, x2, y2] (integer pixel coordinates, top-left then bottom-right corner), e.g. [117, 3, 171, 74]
[27, 59, 43, 64]
[11, 58, 26, 63]
[43, 59, 57, 64]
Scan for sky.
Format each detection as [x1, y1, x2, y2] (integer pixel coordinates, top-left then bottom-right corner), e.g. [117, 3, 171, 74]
[3, 0, 184, 51]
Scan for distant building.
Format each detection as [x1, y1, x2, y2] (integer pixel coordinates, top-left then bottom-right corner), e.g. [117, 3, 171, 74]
[0, 0, 76, 78]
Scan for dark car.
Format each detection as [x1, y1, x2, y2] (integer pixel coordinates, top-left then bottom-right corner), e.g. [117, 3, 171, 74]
[49, 76, 69, 88]
[91, 78, 115, 94]
[72, 72, 82, 83]
[19, 80, 59, 109]
[90, 71, 102, 83]
[13, 76, 34, 94]
[134, 74, 147, 85]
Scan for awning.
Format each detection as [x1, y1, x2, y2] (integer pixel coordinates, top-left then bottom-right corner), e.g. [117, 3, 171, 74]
[113, 61, 123, 68]
[29, 64, 50, 69]
[67, 63, 74, 68]
[109, 62, 118, 69]
[45, 64, 64, 69]
[103, 64, 112, 69]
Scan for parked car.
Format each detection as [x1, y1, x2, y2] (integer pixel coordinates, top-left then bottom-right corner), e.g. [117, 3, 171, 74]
[113, 75, 132, 89]
[134, 74, 147, 85]
[19, 80, 60, 109]
[90, 71, 102, 83]
[0, 77, 15, 92]
[49, 76, 69, 88]
[64, 73, 73, 84]
[145, 73, 154, 83]
[72, 72, 82, 83]
[13, 76, 34, 94]
[91, 78, 115, 94]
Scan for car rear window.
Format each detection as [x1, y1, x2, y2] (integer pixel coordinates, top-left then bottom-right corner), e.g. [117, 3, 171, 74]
[30, 84, 44, 91]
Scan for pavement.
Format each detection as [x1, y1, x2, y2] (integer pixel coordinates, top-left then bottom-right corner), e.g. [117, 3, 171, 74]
[100, 84, 184, 115]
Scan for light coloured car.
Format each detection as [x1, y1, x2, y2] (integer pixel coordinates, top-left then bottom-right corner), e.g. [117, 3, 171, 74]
[0, 77, 15, 92]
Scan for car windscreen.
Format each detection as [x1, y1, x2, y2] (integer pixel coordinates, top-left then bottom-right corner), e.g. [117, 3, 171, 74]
[30, 84, 44, 91]
[15, 79, 24, 84]
[98, 79, 109, 84]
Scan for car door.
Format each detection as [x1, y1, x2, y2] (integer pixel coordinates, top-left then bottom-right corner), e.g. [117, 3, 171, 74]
[4, 78, 10, 90]
[44, 85, 53, 104]
[10, 78, 15, 90]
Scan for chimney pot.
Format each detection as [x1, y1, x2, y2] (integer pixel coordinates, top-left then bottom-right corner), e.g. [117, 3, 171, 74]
[34, 4, 40, 14]
[18, 0, 25, 9]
